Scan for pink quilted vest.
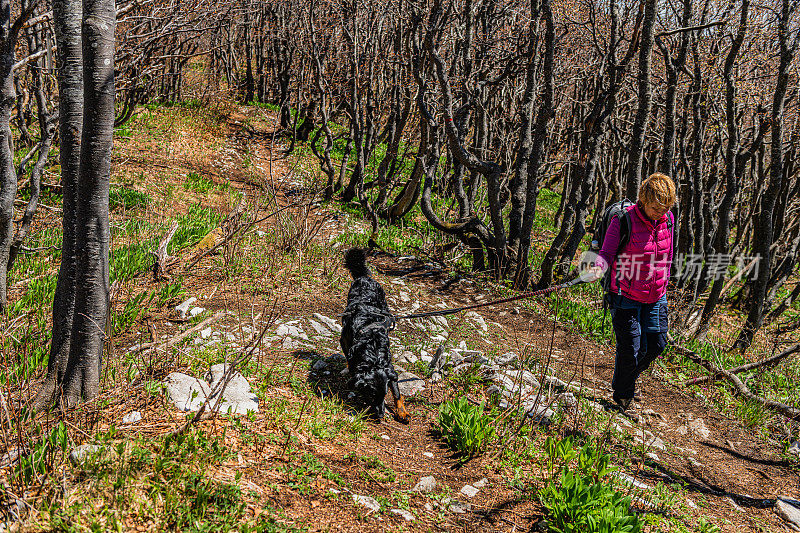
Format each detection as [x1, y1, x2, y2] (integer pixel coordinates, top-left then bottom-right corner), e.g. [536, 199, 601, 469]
[609, 203, 673, 304]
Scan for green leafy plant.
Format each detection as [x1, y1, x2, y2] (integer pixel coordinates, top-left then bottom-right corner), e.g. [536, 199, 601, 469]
[110, 185, 150, 210]
[436, 397, 496, 457]
[184, 171, 217, 193]
[696, 517, 721, 533]
[114, 290, 155, 335]
[15, 422, 70, 486]
[539, 436, 641, 533]
[158, 277, 186, 305]
[110, 239, 157, 281]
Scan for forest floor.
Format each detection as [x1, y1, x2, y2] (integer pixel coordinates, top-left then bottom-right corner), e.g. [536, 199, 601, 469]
[3, 102, 800, 533]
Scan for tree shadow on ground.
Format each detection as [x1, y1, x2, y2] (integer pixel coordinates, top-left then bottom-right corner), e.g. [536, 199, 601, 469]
[700, 441, 792, 468]
[640, 459, 777, 508]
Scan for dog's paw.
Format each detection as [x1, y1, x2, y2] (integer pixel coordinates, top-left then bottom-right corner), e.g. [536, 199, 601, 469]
[395, 397, 410, 424]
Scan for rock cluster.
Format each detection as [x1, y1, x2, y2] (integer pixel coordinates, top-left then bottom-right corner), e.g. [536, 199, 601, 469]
[164, 363, 258, 415]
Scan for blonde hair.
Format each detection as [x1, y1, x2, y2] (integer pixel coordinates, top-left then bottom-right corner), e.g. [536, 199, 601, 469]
[639, 173, 676, 208]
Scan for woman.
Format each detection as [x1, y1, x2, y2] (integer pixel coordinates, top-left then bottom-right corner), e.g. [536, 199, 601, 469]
[595, 173, 676, 409]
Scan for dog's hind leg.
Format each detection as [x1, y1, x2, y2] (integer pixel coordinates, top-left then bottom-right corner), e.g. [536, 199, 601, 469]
[389, 380, 409, 423]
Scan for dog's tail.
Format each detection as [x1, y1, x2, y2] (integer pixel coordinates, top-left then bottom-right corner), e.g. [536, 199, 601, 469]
[344, 248, 370, 278]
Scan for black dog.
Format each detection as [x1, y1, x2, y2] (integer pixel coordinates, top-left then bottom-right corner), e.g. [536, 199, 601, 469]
[340, 248, 409, 422]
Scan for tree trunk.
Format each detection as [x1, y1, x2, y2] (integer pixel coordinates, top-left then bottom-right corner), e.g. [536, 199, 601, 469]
[625, 0, 657, 199]
[40, 0, 115, 407]
[0, 0, 31, 312]
[39, 0, 83, 407]
[735, 0, 795, 350]
[696, 0, 749, 338]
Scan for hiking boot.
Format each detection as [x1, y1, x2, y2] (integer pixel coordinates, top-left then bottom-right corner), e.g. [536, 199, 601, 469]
[612, 393, 633, 411]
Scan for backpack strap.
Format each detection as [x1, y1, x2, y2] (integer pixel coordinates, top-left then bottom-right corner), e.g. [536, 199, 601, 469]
[615, 209, 632, 258]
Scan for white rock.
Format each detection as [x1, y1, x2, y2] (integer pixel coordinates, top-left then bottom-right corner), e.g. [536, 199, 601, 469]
[175, 297, 197, 318]
[473, 478, 488, 488]
[496, 352, 518, 366]
[634, 430, 666, 451]
[0, 447, 22, 468]
[461, 351, 489, 365]
[122, 411, 142, 424]
[395, 351, 418, 365]
[352, 494, 381, 512]
[423, 452, 434, 459]
[543, 375, 568, 389]
[398, 371, 425, 396]
[399, 292, 410, 302]
[189, 307, 205, 317]
[525, 403, 555, 423]
[460, 485, 479, 498]
[646, 452, 659, 461]
[431, 316, 448, 329]
[204, 364, 259, 414]
[413, 476, 437, 493]
[282, 337, 301, 350]
[776, 499, 800, 531]
[276, 323, 305, 338]
[449, 501, 470, 514]
[788, 441, 800, 456]
[313, 313, 342, 333]
[308, 319, 332, 337]
[165, 372, 211, 411]
[500, 369, 540, 388]
[555, 393, 578, 410]
[465, 311, 487, 332]
[390, 509, 414, 521]
[381, 434, 391, 440]
[614, 472, 651, 491]
[201, 327, 213, 339]
[688, 418, 711, 440]
[686, 498, 698, 509]
[727, 497, 744, 512]
[69, 444, 107, 465]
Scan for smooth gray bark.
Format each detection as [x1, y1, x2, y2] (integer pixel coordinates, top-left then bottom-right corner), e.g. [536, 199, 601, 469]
[41, 0, 115, 406]
[62, 0, 116, 403]
[39, 0, 83, 406]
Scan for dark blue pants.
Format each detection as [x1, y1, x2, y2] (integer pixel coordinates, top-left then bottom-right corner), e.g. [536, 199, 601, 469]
[610, 294, 669, 399]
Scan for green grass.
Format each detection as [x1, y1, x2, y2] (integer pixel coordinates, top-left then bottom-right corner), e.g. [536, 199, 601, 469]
[169, 203, 224, 253]
[184, 172, 218, 194]
[113, 290, 156, 335]
[35, 428, 300, 532]
[110, 185, 151, 210]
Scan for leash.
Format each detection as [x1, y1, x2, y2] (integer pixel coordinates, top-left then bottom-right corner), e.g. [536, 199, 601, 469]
[395, 276, 586, 320]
